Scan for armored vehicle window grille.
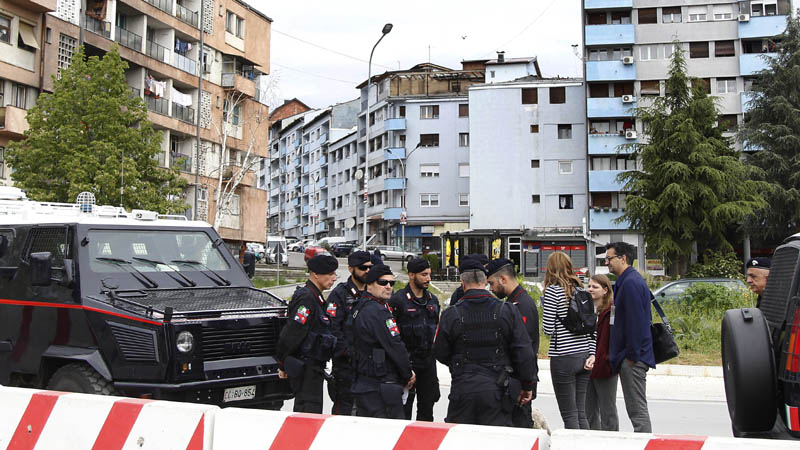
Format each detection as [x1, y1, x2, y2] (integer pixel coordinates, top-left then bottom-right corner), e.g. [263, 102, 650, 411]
[24, 227, 69, 267]
[109, 322, 159, 362]
[779, 296, 800, 383]
[201, 321, 281, 361]
[761, 244, 800, 328]
[0, 229, 15, 266]
[128, 287, 285, 314]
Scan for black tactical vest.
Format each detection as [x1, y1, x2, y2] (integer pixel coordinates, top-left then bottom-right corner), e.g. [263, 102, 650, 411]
[451, 299, 509, 375]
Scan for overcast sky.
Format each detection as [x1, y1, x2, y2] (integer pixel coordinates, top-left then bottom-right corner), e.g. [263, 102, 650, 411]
[247, 0, 583, 109]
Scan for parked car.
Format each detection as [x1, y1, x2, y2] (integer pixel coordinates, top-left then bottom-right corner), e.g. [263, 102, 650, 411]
[289, 239, 313, 253]
[246, 242, 266, 262]
[332, 242, 358, 257]
[304, 245, 330, 262]
[652, 277, 747, 302]
[368, 245, 417, 262]
[265, 236, 289, 266]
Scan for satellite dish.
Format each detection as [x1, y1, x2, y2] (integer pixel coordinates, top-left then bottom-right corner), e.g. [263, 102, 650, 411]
[354, 169, 364, 180]
[344, 217, 356, 229]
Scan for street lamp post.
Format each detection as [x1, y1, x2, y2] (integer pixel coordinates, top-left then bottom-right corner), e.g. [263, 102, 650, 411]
[388, 142, 421, 269]
[362, 23, 393, 250]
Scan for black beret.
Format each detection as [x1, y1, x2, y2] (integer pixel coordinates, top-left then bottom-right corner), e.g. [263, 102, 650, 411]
[407, 257, 430, 273]
[348, 251, 371, 267]
[486, 258, 515, 277]
[465, 253, 490, 266]
[366, 264, 393, 284]
[459, 258, 487, 274]
[307, 254, 338, 274]
[746, 257, 771, 269]
[370, 253, 384, 265]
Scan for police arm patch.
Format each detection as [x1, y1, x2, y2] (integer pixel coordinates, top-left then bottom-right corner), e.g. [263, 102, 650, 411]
[386, 318, 400, 337]
[295, 305, 310, 324]
[326, 302, 337, 317]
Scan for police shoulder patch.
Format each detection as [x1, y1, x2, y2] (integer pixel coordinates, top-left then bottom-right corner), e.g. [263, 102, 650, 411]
[385, 318, 400, 337]
[326, 302, 337, 317]
[295, 305, 310, 324]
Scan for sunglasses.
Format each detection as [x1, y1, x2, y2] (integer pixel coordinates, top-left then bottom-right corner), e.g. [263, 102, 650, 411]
[376, 279, 396, 287]
[357, 265, 372, 271]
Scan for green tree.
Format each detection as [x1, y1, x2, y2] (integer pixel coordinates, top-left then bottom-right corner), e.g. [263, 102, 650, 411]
[738, 13, 800, 242]
[618, 42, 765, 273]
[7, 45, 187, 213]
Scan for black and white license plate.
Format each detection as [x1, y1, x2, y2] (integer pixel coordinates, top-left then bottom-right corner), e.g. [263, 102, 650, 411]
[222, 385, 256, 403]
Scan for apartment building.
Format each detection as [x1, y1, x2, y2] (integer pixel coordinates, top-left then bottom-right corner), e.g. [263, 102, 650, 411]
[1, 0, 273, 252]
[582, 0, 792, 273]
[469, 77, 589, 277]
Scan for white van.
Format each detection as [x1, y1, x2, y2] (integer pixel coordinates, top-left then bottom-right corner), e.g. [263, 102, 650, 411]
[265, 236, 289, 265]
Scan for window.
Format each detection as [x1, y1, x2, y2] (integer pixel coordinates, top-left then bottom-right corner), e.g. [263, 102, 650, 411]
[530, 125, 539, 133]
[639, 44, 658, 61]
[0, 83, 3, 107]
[531, 195, 541, 204]
[458, 103, 469, 117]
[638, 8, 657, 24]
[458, 163, 469, 177]
[719, 114, 738, 131]
[614, 82, 634, 97]
[691, 78, 711, 94]
[420, 193, 439, 207]
[713, 4, 733, 20]
[223, 100, 241, 125]
[531, 160, 540, 168]
[459, 194, 469, 207]
[419, 134, 439, 147]
[611, 12, 631, 24]
[0, 15, 9, 44]
[12, 84, 27, 109]
[587, 12, 607, 25]
[17, 22, 38, 52]
[640, 80, 660, 96]
[225, 11, 244, 38]
[663, 43, 676, 59]
[557, 124, 572, 139]
[715, 40, 735, 57]
[420, 105, 439, 119]
[459, 133, 469, 147]
[717, 77, 736, 94]
[663, 7, 681, 23]
[398, 105, 406, 117]
[420, 164, 440, 177]
[0, 147, 5, 178]
[688, 5, 707, 21]
[559, 160, 573, 175]
[559, 195, 574, 209]
[589, 83, 609, 98]
[592, 192, 612, 208]
[522, 88, 538, 104]
[689, 42, 709, 59]
[550, 87, 566, 104]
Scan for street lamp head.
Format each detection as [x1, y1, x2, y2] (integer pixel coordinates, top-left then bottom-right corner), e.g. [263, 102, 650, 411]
[382, 23, 393, 35]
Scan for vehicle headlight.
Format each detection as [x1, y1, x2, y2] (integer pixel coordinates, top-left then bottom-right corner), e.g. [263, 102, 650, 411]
[176, 331, 194, 353]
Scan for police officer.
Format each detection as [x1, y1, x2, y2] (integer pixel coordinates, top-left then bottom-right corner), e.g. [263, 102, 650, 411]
[486, 258, 540, 428]
[434, 258, 536, 426]
[388, 257, 440, 421]
[276, 254, 338, 413]
[450, 253, 490, 305]
[326, 250, 372, 415]
[746, 257, 771, 308]
[350, 264, 415, 418]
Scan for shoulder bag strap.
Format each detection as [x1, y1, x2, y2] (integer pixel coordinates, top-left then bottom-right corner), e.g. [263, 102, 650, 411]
[650, 292, 674, 333]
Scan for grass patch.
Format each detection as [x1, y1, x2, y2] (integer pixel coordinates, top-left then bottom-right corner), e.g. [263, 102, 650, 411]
[251, 277, 297, 289]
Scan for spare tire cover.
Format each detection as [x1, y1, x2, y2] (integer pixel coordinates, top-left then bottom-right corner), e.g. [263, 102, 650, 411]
[722, 307, 777, 432]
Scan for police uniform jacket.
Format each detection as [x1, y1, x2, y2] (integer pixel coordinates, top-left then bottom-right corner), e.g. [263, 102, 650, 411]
[276, 281, 337, 368]
[327, 277, 363, 359]
[388, 286, 439, 369]
[434, 289, 536, 394]
[506, 284, 540, 381]
[350, 292, 413, 391]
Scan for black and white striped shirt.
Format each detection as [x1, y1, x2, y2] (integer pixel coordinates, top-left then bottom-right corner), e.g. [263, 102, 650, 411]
[542, 285, 596, 357]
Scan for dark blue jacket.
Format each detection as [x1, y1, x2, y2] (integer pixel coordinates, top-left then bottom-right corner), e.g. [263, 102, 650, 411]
[609, 267, 655, 372]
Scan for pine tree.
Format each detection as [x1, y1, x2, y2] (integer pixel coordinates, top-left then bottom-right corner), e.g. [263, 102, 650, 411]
[6, 45, 187, 213]
[618, 42, 765, 272]
[738, 13, 800, 242]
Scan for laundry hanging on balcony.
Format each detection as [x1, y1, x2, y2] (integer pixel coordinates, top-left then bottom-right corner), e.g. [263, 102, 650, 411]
[175, 39, 192, 56]
[87, 0, 107, 20]
[144, 75, 166, 98]
[171, 88, 192, 107]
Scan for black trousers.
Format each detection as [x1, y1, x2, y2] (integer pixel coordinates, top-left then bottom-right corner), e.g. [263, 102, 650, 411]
[445, 388, 511, 427]
[328, 362, 355, 415]
[289, 364, 324, 413]
[404, 363, 440, 421]
[354, 385, 405, 419]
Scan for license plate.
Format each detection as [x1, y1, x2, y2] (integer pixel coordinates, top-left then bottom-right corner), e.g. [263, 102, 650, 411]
[223, 385, 256, 403]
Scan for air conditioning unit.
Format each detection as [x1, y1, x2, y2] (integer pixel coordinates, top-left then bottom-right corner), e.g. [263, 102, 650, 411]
[738, 13, 750, 22]
[622, 94, 635, 103]
[625, 130, 638, 140]
[622, 56, 634, 65]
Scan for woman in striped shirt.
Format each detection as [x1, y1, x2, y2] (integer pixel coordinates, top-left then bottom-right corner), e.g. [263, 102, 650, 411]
[542, 251, 596, 429]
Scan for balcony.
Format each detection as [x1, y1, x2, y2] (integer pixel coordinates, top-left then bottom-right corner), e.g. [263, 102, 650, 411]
[144, 0, 173, 14]
[302, 205, 310, 215]
[145, 96, 169, 116]
[7, 0, 56, 13]
[741, 91, 756, 113]
[292, 217, 300, 226]
[290, 180, 299, 189]
[317, 178, 327, 189]
[740, 53, 774, 76]
[384, 178, 406, 190]
[320, 155, 327, 165]
[146, 40, 169, 64]
[115, 27, 142, 52]
[302, 184, 309, 194]
[587, 97, 636, 118]
[170, 153, 192, 172]
[171, 103, 195, 124]
[585, 24, 634, 46]
[316, 223, 327, 233]
[175, 3, 199, 28]
[385, 147, 406, 160]
[84, 15, 111, 39]
[270, 187, 280, 197]
[317, 200, 326, 210]
[584, 0, 632, 8]
[0, 106, 29, 138]
[588, 133, 635, 155]
[269, 205, 280, 215]
[590, 208, 628, 231]
[303, 226, 310, 236]
[221, 73, 256, 98]
[303, 143, 309, 154]
[739, 15, 789, 39]
[589, 170, 626, 192]
[302, 164, 309, 174]
[586, 60, 635, 81]
[131, 87, 141, 98]
[173, 52, 197, 75]
[319, 133, 328, 144]
[383, 207, 403, 220]
[292, 158, 300, 167]
[280, 184, 286, 192]
[290, 198, 299, 207]
[384, 118, 407, 131]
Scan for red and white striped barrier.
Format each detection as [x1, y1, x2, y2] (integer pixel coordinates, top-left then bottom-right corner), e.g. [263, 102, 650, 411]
[211, 409, 549, 450]
[0, 386, 214, 450]
[549, 429, 799, 449]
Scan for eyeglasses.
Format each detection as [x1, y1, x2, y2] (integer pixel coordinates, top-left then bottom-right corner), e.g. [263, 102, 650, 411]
[604, 255, 622, 263]
[375, 279, 396, 287]
[357, 265, 372, 271]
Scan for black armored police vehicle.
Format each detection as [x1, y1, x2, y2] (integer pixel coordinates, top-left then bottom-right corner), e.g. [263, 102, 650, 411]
[722, 232, 800, 439]
[0, 189, 291, 408]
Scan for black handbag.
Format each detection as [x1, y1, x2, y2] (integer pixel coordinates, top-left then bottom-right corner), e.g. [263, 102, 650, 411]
[651, 295, 680, 364]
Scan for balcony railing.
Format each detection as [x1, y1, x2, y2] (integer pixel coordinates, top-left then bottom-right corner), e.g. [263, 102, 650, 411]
[146, 40, 169, 63]
[173, 52, 197, 75]
[175, 3, 199, 28]
[115, 26, 142, 51]
[172, 102, 195, 124]
[170, 153, 192, 172]
[131, 87, 141, 98]
[146, 95, 169, 115]
[144, 0, 173, 14]
[84, 15, 111, 38]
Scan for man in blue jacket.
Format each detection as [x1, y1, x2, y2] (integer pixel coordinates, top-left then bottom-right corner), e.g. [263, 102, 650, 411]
[605, 242, 655, 433]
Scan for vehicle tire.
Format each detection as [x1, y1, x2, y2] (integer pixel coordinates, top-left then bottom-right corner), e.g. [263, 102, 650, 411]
[721, 308, 777, 432]
[47, 363, 117, 396]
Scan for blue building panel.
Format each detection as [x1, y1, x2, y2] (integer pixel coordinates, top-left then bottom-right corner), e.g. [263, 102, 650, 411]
[384, 118, 406, 131]
[384, 178, 406, 190]
[584, 0, 632, 9]
[587, 97, 636, 118]
[383, 207, 402, 220]
[586, 60, 636, 81]
[739, 53, 774, 76]
[589, 170, 626, 192]
[588, 134, 635, 155]
[585, 24, 634, 46]
[385, 147, 406, 159]
[590, 208, 629, 230]
[738, 15, 789, 39]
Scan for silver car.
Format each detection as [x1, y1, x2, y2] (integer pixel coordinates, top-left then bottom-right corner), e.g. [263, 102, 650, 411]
[370, 245, 417, 262]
